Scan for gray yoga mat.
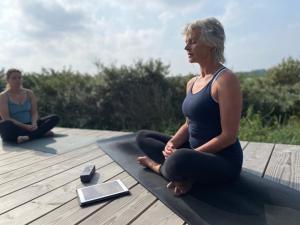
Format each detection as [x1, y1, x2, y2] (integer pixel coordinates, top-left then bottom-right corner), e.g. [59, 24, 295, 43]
[97, 133, 300, 225]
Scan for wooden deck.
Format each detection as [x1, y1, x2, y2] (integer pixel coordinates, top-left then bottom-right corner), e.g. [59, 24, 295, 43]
[0, 127, 299, 225]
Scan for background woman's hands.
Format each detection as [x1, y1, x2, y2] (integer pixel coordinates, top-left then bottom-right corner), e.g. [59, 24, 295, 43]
[25, 124, 37, 131]
[163, 141, 177, 158]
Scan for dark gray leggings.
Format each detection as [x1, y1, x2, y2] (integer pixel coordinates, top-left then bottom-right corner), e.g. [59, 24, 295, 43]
[136, 130, 242, 185]
[0, 114, 59, 143]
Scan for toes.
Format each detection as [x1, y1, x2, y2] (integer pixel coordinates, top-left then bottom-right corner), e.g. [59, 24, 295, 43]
[17, 136, 29, 144]
[174, 186, 183, 196]
[170, 181, 192, 196]
[167, 181, 176, 190]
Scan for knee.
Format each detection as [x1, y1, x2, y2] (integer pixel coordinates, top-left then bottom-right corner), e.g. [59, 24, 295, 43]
[0, 120, 15, 130]
[50, 114, 60, 125]
[136, 130, 150, 147]
[163, 150, 191, 177]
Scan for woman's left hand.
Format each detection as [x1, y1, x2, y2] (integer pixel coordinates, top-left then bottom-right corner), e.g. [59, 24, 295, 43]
[32, 122, 38, 129]
[28, 123, 37, 131]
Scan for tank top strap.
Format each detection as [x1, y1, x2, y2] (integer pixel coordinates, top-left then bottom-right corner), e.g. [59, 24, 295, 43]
[6, 90, 29, 105]
[211, 67, 227, 85]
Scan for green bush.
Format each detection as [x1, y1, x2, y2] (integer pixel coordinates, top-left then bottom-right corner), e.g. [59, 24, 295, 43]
[239, 108, 300, 144]
[1, 57, 299, 144]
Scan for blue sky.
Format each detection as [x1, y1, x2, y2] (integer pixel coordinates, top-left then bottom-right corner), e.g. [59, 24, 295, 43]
[0, 0, 299, 75]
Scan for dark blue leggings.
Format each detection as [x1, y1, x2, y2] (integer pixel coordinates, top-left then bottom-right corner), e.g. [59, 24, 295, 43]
[0, 114, 59, 143]
[136, 130, 242, 185]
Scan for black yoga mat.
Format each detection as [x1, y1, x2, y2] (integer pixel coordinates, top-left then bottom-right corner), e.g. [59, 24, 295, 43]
[98, 134, 300, 225]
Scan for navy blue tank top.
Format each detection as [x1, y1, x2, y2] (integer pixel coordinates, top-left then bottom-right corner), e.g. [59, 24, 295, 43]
[182, 67, 227, 148]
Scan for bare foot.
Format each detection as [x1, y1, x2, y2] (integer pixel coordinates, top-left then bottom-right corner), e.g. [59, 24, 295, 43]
[137, 156, 161, 174]
[17, 136, 30, 144]
[167, 181, 192, 196]
[44, 131, 54, 137]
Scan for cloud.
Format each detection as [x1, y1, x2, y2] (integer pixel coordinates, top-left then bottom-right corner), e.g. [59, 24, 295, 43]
[18, 0, 89, 39]
[158, 11, 174, 25]
[218, 1, 244, 28]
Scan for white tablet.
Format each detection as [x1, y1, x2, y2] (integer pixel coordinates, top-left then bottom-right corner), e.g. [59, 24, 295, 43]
[76, 179, 129, 206]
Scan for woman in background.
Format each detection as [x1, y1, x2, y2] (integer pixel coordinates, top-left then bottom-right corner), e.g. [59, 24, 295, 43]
[0, 68, 59, 143]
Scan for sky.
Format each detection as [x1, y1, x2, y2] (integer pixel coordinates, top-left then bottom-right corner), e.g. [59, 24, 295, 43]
[0, 0, 299, 75]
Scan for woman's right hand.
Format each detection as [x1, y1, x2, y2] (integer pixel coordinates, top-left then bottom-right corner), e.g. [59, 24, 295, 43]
[163, 141, 176, 158]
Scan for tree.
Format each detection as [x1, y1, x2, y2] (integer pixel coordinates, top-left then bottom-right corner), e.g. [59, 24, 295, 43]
[268, 57, 300, 86]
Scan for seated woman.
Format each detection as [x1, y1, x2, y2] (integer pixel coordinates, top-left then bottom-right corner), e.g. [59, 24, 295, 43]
[136, 17, 243, 196]
[0, 68, 59, 144]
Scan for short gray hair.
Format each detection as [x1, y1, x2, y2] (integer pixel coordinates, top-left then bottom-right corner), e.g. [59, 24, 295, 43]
[183, 17, 226, 63]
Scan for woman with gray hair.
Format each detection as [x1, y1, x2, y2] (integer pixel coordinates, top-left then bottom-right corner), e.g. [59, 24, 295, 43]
[136, 17, 243, 196]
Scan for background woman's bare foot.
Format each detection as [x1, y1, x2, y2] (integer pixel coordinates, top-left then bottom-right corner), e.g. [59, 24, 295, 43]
[167, 181, 192, 196]
[17, 136, 30, 144]
[137, 156, 161, 173]
[44, 131, 54, 137]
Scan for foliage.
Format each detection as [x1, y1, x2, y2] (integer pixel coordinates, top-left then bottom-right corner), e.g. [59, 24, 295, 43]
[239, 107, 300, 144]
[1, 57, 300, 144]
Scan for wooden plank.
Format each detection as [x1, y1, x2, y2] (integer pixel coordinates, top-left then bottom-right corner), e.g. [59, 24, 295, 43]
[0, 163, 124, 225]
[131, 200, 185, 225]
[0, 152, 57, 175]
[78, 184, 156, 225]
[0, 147, 105, 197]
[0, 144, 30, 156]
[0, 128, 83, 154]
[0, 143, 99, 185]
[0, 148, 31, 160]
[242, 142, 274, 176]
[30, 172, 138, 225]
[264, 144, 300, 191]
[0, 135, 100, 174]
[0, 154, 113, 214]
[0, 150, 52, 167]
[240, 141, 248, 150]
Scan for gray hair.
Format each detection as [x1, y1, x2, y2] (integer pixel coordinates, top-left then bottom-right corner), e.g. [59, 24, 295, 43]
[183, 17, 226, 63]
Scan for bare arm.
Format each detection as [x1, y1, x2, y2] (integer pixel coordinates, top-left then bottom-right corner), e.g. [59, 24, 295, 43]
[195, 71, 242, 153]
[0, 92, 31, 130]
[28, 90, 38, 126]
[163, 77, 196, 157]
[167, 77, 196, 147]
[168, 122, 189, 148]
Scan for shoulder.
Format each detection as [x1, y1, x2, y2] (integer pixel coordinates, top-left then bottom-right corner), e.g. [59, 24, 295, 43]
[0, 90, 8, 101]
[23, 88, 34, 96]
[23, 88, 36, 101]
[214, 69, 240, 89]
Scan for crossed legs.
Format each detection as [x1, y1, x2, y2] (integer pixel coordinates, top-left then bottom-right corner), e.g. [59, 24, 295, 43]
[136, 130, 240, 196]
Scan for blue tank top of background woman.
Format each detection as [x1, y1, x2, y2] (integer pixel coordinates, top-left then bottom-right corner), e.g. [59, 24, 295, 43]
[182, 67, 227, 149]
[8, 93, 32, 124]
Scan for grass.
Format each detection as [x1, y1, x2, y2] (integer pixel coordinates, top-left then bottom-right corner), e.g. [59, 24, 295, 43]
[239, 114, 300, 145]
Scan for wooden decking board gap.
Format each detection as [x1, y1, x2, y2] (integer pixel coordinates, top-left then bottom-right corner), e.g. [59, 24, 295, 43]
[262, 143, 276, 178]
[0, 128, 299, 224]
[26, 193, 77, 225]
[28, 172, 136, 225]
[0, 150, 107, 197]
[0, 156, 115, 215]
[242, 141, 249, 150]
[0, 163, 122, 224]
[0, 143, 100, 175]
[0, 144, 101, 185]
[127, 199, 158, 225]
[0, 152, 52, 168]
[78, 184, 156, 225]
[0, 150, 32, 160]
[72, 173, 136, 225]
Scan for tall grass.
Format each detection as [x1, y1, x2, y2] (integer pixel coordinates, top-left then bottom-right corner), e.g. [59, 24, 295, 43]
[239, 108, 300, 144]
